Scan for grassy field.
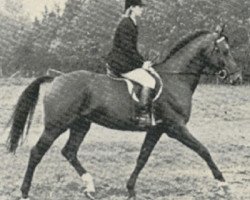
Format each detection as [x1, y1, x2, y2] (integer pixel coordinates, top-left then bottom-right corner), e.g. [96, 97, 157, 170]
[0, 79, 250, 200]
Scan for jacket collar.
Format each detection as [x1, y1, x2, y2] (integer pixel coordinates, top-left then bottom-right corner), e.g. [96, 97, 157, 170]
[129, 16, 137, 26]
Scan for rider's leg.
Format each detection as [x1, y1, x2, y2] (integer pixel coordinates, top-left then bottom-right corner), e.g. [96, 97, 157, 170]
[140, 86, 151, 106]
[139, 86, 152, 112]
[122, 68, 156, 89]
[122, 68, 156, 125]
[138, 86, 152, 125]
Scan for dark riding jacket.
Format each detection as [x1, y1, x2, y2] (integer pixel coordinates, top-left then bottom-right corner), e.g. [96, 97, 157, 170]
[107, 17, 144, 74]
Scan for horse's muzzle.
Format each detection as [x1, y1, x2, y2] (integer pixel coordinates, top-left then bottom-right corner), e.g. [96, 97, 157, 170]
[229, 75, 243, 85]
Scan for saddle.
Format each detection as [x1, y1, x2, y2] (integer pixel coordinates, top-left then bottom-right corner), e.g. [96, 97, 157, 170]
[106, 64, 163, 103]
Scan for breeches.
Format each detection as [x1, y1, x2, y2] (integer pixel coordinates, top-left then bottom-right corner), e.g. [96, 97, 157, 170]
[121, 68, 156, 89]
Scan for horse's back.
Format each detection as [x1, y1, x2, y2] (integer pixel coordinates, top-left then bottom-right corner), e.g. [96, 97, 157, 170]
[43, 70, 97, 122]
[43, 70, 128, 124]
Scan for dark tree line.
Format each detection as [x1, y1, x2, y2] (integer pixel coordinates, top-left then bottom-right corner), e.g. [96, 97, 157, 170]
[1, 0, 250, 80]
[0, 0, 30, 76]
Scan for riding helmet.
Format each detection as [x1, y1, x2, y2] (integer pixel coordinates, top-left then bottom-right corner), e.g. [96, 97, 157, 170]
[125, 0, 145, 11]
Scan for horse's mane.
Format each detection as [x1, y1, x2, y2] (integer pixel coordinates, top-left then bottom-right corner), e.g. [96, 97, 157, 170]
[155, 30, 211, 66]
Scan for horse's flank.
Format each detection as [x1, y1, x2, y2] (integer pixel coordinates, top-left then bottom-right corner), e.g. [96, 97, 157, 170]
[45, 71, 141, 130]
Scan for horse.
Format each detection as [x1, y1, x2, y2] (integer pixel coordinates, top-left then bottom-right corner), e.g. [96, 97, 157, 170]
[6, 28, 242, 200]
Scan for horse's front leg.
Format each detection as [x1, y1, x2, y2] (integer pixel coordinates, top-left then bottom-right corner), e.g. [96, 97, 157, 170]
[127, 126, 163, 199]
[165, 122, 225, 182]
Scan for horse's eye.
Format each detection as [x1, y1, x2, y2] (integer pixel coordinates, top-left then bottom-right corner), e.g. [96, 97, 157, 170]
[214, 47, 219, 52]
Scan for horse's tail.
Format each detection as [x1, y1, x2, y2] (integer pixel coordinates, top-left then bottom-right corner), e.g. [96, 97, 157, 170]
[6, 76, 54, 153]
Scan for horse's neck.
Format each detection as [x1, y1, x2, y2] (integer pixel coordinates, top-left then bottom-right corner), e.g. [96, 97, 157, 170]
[158, 35, 210, 93]
[155, 33, 214, 121]
[156, 35, 213, 120]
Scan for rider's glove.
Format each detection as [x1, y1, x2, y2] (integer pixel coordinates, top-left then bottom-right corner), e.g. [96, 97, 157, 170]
[142, 61, 153, 70]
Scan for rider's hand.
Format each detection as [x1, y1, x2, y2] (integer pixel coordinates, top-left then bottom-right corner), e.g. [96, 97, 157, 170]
[142, 61, 153, 70]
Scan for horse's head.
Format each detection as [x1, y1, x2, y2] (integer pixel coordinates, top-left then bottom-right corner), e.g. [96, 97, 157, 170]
[203, 26, 242, 85]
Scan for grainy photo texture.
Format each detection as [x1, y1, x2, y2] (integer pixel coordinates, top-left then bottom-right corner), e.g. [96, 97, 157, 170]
[0, 0, 250, 200]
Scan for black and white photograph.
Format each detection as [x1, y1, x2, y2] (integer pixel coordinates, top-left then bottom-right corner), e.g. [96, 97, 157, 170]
[0, 0, 249, 199]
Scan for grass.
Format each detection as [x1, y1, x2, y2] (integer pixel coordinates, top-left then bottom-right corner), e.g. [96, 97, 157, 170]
[0, 80, 249, 200]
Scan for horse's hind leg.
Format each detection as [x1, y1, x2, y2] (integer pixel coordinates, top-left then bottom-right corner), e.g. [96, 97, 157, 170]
[165, 122, 225, 182]
[61, 118, 95, 196]
[21, 126, 66, 199]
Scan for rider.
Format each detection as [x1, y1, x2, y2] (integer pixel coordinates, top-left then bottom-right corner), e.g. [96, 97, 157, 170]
[107, 0, 156, 126]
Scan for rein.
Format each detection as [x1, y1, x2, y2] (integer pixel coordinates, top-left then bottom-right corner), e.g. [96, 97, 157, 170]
[151, 65, 240, 79]
[152, 69, 220, 76]
[222, 67, 241, 76]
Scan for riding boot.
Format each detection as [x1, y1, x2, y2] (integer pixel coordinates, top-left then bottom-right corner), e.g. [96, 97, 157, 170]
[137, 87, 152, 127]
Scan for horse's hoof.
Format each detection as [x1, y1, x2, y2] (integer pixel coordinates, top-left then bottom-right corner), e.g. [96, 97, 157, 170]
[215, 172, 225, 182]
[218, 181, 229, 188]
[127, 196, 136, 200]
[84, 191, 95, 200]
[127, 190, 136, 200]
[82, 173, 95, 193]
[216, 181, 230, 197]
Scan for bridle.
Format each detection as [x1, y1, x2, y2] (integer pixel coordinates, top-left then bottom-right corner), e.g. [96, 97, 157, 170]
[216, 66, 241, 79]
[212, 36, 241, 78]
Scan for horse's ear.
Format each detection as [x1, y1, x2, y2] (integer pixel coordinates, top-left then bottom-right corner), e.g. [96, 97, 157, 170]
[215, 24, 225, 36]
[215, 25, 222, 35]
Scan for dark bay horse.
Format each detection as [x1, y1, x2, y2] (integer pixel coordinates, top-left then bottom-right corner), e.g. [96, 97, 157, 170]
[7, 29, 241, 200]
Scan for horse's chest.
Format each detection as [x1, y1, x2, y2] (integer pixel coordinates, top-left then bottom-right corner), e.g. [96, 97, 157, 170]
[157, 90, 192, 122]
